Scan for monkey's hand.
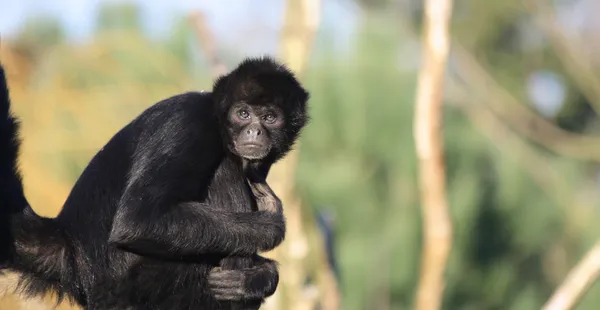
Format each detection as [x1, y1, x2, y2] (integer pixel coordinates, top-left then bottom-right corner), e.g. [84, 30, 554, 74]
[244, 160, 281, 213]
[248, 181, 282, 214]
[208, 256, 279, 301]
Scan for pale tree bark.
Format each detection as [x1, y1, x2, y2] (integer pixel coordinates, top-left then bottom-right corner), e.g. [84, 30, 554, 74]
[412, 0, 454, 309]
[262, 0, 340, 310]
[542, 241, 600, 310]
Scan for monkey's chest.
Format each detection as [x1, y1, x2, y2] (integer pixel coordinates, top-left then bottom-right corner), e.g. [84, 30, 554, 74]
[205, 161, 257, 213]
[207, 184, 256, 212]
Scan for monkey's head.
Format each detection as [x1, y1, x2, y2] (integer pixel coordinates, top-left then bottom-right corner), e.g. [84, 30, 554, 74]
[213, 56, 309, 164]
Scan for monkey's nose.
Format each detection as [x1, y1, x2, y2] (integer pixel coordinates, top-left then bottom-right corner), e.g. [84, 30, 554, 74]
[246, 128, 262, 136]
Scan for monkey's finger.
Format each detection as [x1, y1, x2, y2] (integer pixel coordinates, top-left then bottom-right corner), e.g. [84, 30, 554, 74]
[213, 294, 242, 301]
[248, 182, 271, 195]
[213, 295, 243, 301]
[211, 289, 246, 301]
[208, 277, 237, 285]
[211, 287, 244, 294]
[208, 278, 243, 286]
[208, 279, 247, 290]
[208, 272, 244, 282]
[209, 285, 241, 293]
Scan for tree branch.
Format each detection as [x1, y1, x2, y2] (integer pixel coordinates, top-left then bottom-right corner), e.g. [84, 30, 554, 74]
[413, 0, 454, 308]
[542, 240, 600, 310]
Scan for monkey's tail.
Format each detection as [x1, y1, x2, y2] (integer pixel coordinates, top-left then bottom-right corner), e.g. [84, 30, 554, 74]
[0, 62, 28, 265]
[0, 63, 74, 304]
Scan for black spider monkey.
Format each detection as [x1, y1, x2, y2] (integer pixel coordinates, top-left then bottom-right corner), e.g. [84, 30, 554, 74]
[0, 56, 309, 309]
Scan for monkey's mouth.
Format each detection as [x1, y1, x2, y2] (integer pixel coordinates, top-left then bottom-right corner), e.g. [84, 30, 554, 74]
[236, 143, 271, 160]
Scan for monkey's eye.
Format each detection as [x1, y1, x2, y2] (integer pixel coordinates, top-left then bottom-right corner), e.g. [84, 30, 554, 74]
[263, 113, 277, 124]
[237, 110, 250, 119]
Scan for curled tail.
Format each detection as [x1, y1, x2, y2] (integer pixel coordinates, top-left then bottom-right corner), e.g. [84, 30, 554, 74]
[0, 63, 76, 304]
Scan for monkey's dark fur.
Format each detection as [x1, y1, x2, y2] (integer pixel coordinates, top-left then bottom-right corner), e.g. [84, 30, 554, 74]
[0, 56, 309, 309]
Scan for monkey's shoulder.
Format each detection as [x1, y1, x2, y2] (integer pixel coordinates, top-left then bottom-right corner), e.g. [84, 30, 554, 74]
[130, 91, 217, 128]
[147, 91, 214, 115]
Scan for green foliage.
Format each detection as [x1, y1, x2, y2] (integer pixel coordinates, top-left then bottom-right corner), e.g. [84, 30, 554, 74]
[296, 9, 600, 310]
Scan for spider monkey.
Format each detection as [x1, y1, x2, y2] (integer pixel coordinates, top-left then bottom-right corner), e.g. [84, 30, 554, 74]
[0, 56, 309, 309]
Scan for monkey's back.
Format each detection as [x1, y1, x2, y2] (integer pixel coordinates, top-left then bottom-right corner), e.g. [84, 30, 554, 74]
[51, 91, 230, 308]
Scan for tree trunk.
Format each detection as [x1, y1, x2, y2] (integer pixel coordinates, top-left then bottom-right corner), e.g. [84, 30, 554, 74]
[412, 0, 454, 309]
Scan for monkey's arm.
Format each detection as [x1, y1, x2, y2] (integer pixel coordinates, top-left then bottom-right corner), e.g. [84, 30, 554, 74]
[109, 199, 285, 259]
[247, 179, 282, 214]
[108, 119, 285, 259]
[210, 179, 283, 302]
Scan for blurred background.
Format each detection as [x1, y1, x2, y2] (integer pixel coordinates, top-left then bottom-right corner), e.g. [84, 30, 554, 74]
[2, 0, 600, 309]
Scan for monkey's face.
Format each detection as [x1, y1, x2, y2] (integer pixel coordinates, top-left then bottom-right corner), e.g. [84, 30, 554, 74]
[227, 102, 285, 161]
[213, 56, 310, 163]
